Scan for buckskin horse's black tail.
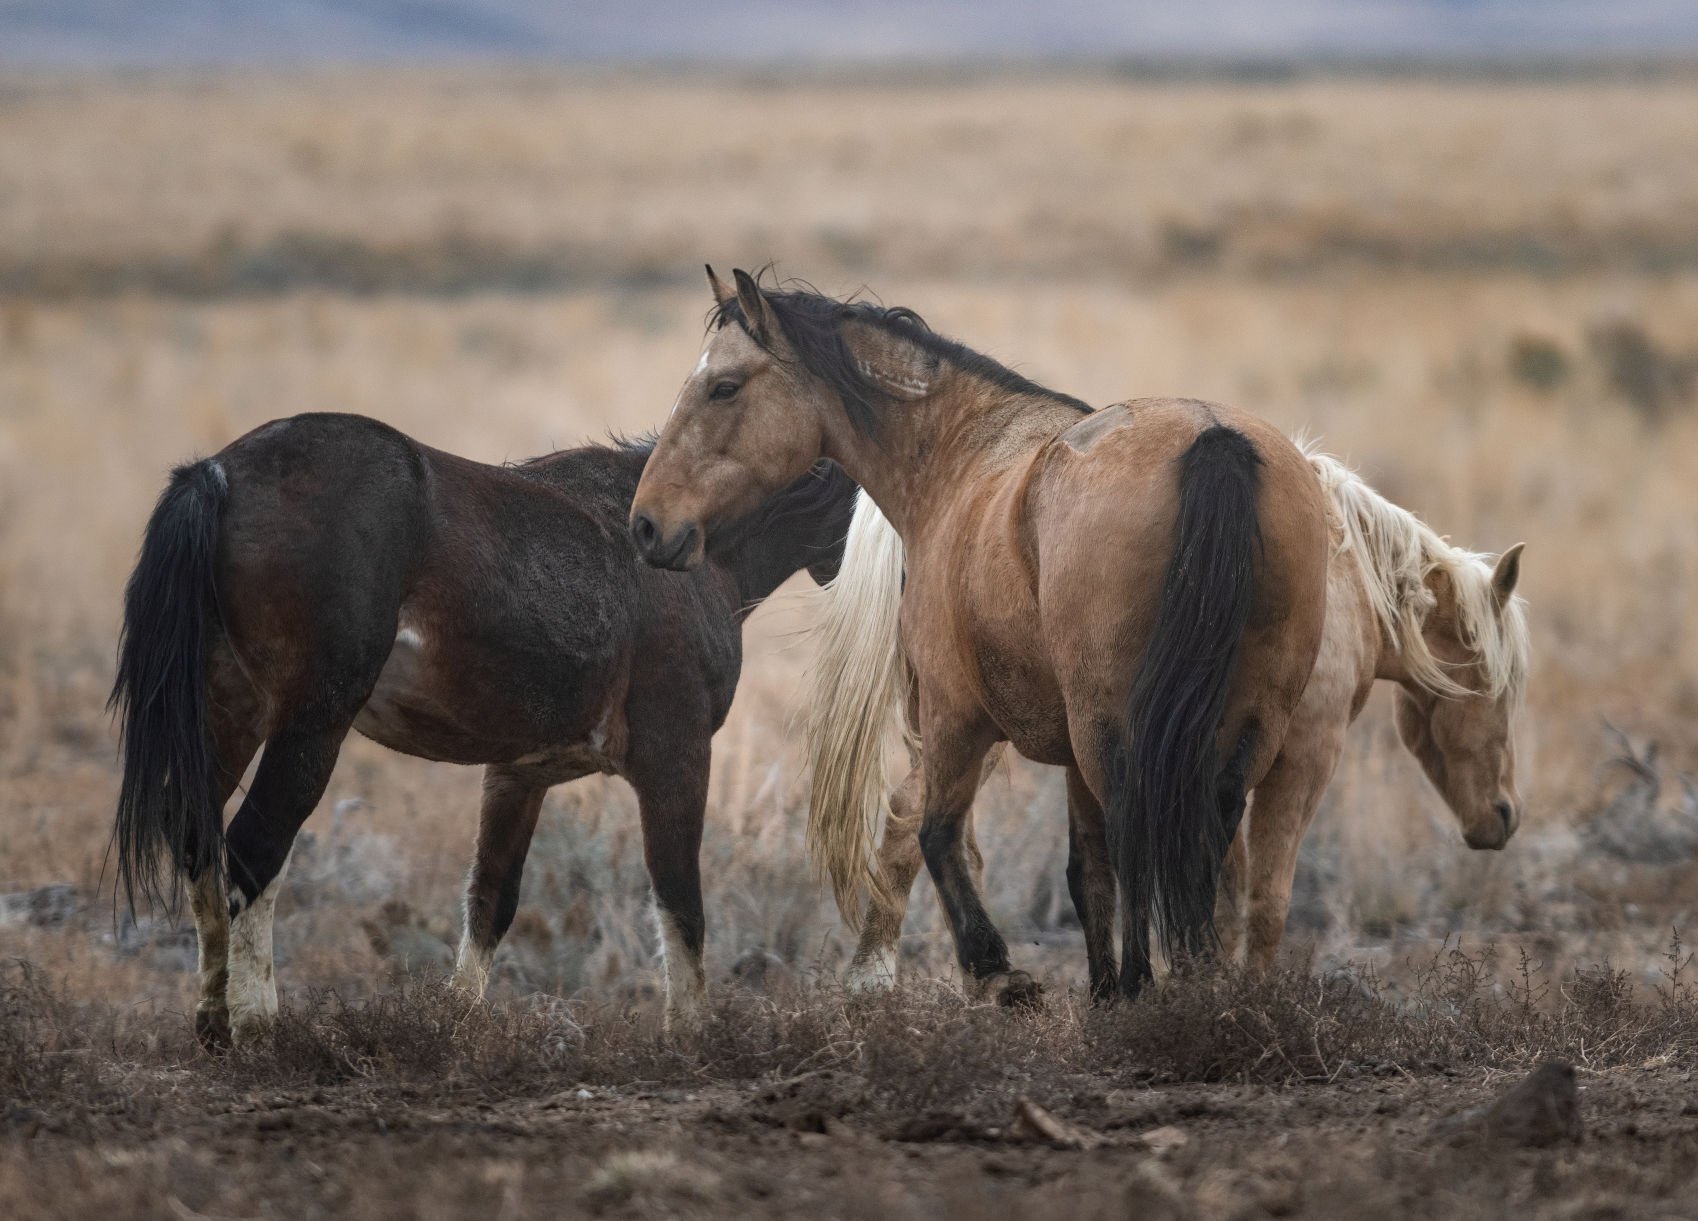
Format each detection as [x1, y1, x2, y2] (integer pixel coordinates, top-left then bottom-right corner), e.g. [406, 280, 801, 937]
[109, 459, 230, 915]
[1109, 426, 1263, 977]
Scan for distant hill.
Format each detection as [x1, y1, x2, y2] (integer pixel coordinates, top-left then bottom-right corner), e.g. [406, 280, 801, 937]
[4, 0, 1698, 66]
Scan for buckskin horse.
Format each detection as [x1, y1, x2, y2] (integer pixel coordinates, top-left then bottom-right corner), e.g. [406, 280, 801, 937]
[110, 412, 854, 1046]
[629, 268, 1333, 1002]
[812, 443, 1529, 989]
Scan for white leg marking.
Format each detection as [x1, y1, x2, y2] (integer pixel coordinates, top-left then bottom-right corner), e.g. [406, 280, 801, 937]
[227, 851, 291, 1044]
[654, 905, 705, 1030]
[452, 935, 495, 997]
[844, 943, 899, 993]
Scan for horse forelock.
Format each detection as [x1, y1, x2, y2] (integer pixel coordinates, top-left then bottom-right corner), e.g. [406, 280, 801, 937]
[1307, 449, 1528, 700]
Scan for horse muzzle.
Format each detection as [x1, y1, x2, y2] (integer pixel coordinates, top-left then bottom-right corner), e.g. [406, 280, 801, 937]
[1464, 799, 1518, 851]
[630, 511, 702, 571]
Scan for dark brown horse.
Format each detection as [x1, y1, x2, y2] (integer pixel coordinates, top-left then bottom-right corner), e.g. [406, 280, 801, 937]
[110, 412, 853, 1046]
[631, 270, 1332, 1004]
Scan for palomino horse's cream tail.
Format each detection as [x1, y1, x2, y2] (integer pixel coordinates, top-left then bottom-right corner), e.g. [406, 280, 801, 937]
[806, 491, 910, 928]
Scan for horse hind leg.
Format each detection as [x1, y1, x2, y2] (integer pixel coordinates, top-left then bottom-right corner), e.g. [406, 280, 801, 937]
[223, 722, 355, 1045]
[1173, 722, 1260, 963]
[1064, 767, 1120, 1003]
[188, 653, 264, 1051]
[845, 765, 925, 991]
[454, 767, 548, 996]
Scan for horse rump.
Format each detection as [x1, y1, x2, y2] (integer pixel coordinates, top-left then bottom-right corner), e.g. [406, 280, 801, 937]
[1108, 425, 1263, 980]
[109, 458, 230, 915]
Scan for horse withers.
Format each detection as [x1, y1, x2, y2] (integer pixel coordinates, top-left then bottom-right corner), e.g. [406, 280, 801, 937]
[630, 268, 1332, 1002]
[109, 412, 854, 1047]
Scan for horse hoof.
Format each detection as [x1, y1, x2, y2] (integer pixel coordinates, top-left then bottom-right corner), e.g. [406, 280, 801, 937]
[843, 955, 899, 994]
[987, 971, 1044, 1009]
[195, 1007, 232, 1054]
[229, 1013, 275, 1049]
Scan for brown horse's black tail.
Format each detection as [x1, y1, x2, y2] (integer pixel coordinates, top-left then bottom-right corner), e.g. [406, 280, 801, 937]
[109, 459, 230, 916]
[1107, 426, 1263, 978]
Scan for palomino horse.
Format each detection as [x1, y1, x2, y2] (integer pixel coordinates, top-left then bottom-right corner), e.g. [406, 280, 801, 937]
[110, 413, 854, 1046]
[814, 446, 1529, 989]
[630, 269, 1332, 1001]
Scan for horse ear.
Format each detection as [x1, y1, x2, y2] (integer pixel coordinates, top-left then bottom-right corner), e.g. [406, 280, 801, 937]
[732, 268, 779, 344]
[1490, 542, 1525, 610]
[705, 265, 734, 308]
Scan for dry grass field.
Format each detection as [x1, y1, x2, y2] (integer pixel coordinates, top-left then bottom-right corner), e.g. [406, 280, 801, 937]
[3, 66, 1698, 1217]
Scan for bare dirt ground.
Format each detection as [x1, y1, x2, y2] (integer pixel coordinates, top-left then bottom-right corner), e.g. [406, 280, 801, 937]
[7, 962, 1698, 1219]
[4, 65, 1698, 1218]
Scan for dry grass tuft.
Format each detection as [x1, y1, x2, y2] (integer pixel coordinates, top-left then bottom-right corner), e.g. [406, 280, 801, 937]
[219, 981, 586, 1089]
[8, 950, 1691, 1115]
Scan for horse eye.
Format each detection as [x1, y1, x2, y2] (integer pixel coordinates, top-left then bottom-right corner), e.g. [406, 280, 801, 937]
[709, 380, 741, 401]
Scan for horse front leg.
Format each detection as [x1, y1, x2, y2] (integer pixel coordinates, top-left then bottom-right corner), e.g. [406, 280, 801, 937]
[917, 716, 1033, 1005]
[1246, 741, 1339, 973]
[1214, 825, 1250, 967]
[845, 747, 1001, 991]
[626, 739, 710, 1031]
[454, 767, 548, 996]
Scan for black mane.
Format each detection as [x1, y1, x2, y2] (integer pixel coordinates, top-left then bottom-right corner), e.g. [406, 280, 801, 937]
[711, 276, 1091, 434]
[705, 458, 855, 561]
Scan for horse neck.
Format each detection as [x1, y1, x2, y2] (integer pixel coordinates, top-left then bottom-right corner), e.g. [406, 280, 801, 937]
[1328, 543, 1393, 696]
[722, 526, 811, 608]
[719, 479, 854, 609]
[822, 368, 1081, 538]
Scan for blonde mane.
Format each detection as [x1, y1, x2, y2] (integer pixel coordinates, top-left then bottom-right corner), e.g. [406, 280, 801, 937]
[804, 491, 911, 926]
[1304, 445, 1528, 700]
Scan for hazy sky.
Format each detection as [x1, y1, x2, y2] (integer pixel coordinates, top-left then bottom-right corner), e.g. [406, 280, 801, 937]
[3, 0, 1697, 65]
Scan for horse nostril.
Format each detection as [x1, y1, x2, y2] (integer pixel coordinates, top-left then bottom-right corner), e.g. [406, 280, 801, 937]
[631, 512, 658, 552]
[1494, 800, 1514, 836]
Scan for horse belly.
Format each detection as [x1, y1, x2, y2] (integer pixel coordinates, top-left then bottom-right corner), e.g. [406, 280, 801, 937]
[352, 628, 486, 762]
[353, 621, 618, 770]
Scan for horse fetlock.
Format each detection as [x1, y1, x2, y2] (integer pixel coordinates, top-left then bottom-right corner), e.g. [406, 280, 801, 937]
[229, 1009, 276, 1048]
[226, 967, 278, 1046]
[451, 940, 494, 998]
[663, 982, 708, 1035]
[655, 907, 707, 1030]
[844, 944, 899, 992]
